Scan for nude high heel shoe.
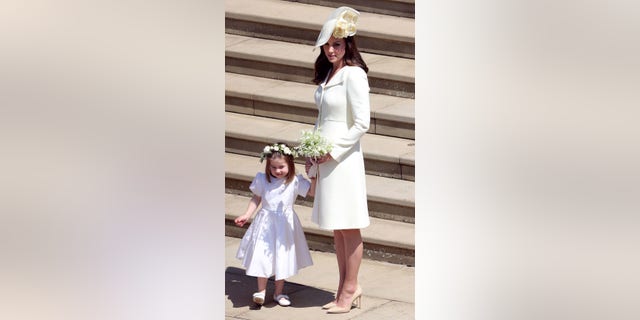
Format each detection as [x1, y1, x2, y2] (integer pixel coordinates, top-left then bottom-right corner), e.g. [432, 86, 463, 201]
[322, 299, 358, 309]
[326, 286, 362, 314]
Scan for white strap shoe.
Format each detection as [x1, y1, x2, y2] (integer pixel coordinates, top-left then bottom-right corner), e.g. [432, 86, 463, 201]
[273, 294, 291, 306]
[252, 291, 265, 305]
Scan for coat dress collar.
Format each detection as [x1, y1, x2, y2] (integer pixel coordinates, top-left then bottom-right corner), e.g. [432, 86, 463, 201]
[322, 66, 348, 88]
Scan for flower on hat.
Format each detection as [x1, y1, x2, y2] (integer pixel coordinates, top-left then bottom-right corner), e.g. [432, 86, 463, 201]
[314, 7, 360, 47]
[333, 10, 358, 39]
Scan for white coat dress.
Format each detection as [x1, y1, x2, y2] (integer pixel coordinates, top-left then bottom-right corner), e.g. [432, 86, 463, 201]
[236, 173, 314, 280]
[312, 65, 370, 230]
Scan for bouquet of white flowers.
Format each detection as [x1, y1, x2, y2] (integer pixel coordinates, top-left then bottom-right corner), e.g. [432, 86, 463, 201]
[295, 130, 333, 158]
[295, 130, 333, 178]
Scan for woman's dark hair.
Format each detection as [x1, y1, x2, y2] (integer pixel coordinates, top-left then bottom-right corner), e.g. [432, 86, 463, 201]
[313, 36, 368, 85]
[264, 152, 296, 184]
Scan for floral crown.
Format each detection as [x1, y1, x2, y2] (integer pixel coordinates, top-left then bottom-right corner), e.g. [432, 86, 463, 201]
[259, 143, 297, 163]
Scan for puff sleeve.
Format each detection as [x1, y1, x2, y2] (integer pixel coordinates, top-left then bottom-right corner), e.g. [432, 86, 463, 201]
[249, 172, 265, 196]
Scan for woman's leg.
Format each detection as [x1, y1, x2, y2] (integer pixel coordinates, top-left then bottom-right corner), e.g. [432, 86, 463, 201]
[332, 230, 347, 302]
[335, 228, 363, 308]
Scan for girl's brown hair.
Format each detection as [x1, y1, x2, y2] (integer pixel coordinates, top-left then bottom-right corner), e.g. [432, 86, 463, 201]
[264, 152, 296, 184]
[313, 36, 368, 85]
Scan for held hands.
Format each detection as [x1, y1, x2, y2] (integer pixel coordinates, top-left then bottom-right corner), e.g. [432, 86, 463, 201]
[305, 158, 313, 174]
[305, 158, 317, 178]
[305, 154, 332, 178]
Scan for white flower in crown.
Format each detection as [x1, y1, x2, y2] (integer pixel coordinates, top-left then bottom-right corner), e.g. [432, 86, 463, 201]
[333, 10, 358, 39]
[259, 143, 297, 162]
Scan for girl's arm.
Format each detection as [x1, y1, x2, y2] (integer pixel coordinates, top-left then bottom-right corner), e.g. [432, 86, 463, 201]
[234, 195, 261, 227]
[307, 177, 317, 197]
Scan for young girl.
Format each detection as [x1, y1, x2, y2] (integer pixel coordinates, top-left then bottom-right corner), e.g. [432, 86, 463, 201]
[234, 143, 316, 307]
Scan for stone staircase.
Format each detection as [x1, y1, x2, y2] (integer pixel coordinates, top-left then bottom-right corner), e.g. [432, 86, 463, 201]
[225, 0, 415, 265]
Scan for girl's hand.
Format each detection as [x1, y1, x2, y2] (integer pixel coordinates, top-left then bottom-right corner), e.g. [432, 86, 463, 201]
[234, 215, 249, 227]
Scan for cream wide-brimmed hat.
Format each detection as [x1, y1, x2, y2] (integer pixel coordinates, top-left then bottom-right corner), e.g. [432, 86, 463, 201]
[314, 6, 360, 48]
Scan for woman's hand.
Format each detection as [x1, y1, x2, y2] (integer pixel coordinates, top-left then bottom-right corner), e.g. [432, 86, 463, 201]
[315, 153, 333, 164]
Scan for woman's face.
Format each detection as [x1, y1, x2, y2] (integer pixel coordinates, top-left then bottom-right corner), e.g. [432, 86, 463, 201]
[322, 36, 346, 66]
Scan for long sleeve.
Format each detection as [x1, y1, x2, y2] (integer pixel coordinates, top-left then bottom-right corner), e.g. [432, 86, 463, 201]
[329, 67, 370, 162]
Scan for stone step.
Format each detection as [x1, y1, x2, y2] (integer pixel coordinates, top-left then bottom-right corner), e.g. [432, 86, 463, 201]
[225, 193, 415, 265]
[225, 72, 415, 139]
[225, 152, 415, 223]
[226, 0, 415, 58]
[225, 112, 415, 181]
[225, 34, 415, 98]
[281, 0, 415, 18]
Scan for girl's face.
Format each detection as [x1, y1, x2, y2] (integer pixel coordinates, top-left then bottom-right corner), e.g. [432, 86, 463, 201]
[322, 36, 346, 66]
[268, 156, 289, 179]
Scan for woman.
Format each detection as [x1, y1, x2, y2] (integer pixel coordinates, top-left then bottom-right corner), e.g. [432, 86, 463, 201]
[306, 6, 370, 314]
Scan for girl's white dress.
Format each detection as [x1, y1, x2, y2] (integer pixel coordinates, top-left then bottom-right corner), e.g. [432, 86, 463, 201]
[236, 172, 313, 280]
[312, 65, 371, 230]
